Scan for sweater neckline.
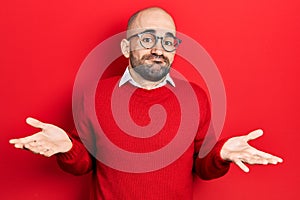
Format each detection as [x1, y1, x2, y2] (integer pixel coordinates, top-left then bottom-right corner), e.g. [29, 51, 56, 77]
[121, 82, 173, 98]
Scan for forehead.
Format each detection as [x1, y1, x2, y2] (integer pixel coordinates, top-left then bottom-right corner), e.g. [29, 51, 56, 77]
[129, 28, 176, 38]
[129, 10, 176, 36]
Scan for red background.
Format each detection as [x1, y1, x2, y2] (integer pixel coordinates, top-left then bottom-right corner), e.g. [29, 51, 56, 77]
[1, 0, 299, 199]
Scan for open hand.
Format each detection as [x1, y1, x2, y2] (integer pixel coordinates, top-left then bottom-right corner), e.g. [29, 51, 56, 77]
[220, 129, 283, 172]
[9, 117, 72, 157]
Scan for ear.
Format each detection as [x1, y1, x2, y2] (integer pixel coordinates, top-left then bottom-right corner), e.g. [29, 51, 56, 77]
[120, 39, 130, 58]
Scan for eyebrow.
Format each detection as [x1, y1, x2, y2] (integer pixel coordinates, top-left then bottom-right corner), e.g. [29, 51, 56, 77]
[165, 32, 175, 37]
[142, 29, 175, 37]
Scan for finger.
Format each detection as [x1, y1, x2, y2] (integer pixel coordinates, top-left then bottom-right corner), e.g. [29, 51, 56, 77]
[272, 156, 283, 163]
[244, 157, 269, 165]
[24, 144, 44, 154]
[23, 144, 35, 152]
[9, 139, 20, 144]
[255, 151, 283, 163]
[26, 117, 46, 129]
[42, 149, 54, 157]
[14, 143, 25, 149]
[267, 156, 283, 164]
[264, 154, 283, 163]
[245, 129, 263, 141]
[26, 142, 40, 150]
[246, 154, 283, 165]
[234, 159, 250, 173]
[13, 134, 40, 144]
[40, 148, 51, 156]
[39, 148, 49, 153]
[247, 148, 284, 164]
[28, 141, 39, 147]
[9, 136, 36, 145]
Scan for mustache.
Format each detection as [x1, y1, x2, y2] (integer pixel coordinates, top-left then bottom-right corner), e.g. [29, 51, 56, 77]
[141, 54, 169, 64]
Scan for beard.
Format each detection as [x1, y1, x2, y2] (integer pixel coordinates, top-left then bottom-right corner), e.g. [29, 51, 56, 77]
[129, 52, 171, 82]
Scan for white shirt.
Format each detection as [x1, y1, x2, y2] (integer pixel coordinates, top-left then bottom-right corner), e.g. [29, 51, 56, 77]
[118, 67, 175, 89]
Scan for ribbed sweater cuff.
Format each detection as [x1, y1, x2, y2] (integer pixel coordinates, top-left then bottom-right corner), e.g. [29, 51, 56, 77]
[213, 138, 231, 168]
[55, 135, 84, 161]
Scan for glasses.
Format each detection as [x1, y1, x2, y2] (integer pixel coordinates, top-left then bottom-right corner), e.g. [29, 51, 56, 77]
[127, 31, 182, 52]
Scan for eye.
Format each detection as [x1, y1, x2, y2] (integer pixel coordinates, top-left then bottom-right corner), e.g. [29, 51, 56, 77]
[164, 40, 174, 46]
[142, 37, 153, 43]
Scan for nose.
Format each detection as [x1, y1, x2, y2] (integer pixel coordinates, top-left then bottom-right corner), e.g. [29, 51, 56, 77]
[150, 41, 164, 55]
[150, 36, 165, 55]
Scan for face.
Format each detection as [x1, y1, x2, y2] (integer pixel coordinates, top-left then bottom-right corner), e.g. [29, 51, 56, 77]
[129, 29, 174, 82]
[124, 9, 177, 82]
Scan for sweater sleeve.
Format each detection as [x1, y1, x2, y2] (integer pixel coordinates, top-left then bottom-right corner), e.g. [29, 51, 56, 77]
[56, 88, 96, 176]
[55, 130, 94, 176]
[193, 138, 231, 180]
[192, 83, 231, 180]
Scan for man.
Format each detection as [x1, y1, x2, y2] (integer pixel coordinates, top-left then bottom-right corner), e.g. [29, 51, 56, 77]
[9, 7, 282, 200]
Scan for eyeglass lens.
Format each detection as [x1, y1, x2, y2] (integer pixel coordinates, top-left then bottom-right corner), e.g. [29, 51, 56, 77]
[140, 33, 179, 52]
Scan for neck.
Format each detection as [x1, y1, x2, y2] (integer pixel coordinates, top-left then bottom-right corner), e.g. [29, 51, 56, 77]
[129, 67, 166, 90]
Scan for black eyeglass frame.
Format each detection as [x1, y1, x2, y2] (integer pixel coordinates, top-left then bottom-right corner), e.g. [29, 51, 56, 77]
[127, 31, 182, 52]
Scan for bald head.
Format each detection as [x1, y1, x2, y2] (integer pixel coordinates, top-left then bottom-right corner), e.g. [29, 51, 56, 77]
[120, 7, 178, 87]
[127, 7, 176, 36]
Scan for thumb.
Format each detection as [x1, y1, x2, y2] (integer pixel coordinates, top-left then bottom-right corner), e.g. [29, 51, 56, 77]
[26, 117, 46, 129]
[245, 129, 264, 141]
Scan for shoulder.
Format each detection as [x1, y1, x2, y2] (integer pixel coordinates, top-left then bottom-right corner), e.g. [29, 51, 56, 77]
[172, 78, 209, 102]
[95, 76, 123, 101]
[96, 76, 122, 93]
[98, 76, 122, 87]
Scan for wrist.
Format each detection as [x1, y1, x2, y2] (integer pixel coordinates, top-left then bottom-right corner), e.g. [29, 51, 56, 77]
[220, 139, 231, 162]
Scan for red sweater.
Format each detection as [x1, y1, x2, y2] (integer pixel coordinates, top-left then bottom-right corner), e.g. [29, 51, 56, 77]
[56, 76, 230, 200]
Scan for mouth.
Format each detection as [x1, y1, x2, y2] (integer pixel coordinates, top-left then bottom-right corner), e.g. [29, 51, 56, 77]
[140, 54, 169, 66]
[148, 56, 166, 64]
[152, 60, 164, 65]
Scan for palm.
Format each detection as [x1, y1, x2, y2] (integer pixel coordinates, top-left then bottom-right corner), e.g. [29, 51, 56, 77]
[220, 129, 283, 172]
[9, 117, 72, 157]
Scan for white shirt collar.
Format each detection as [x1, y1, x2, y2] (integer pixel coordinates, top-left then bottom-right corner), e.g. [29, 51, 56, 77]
[119, 67, 175, 89]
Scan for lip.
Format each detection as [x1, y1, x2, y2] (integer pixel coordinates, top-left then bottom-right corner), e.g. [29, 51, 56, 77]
[149, 57, 165, 63]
